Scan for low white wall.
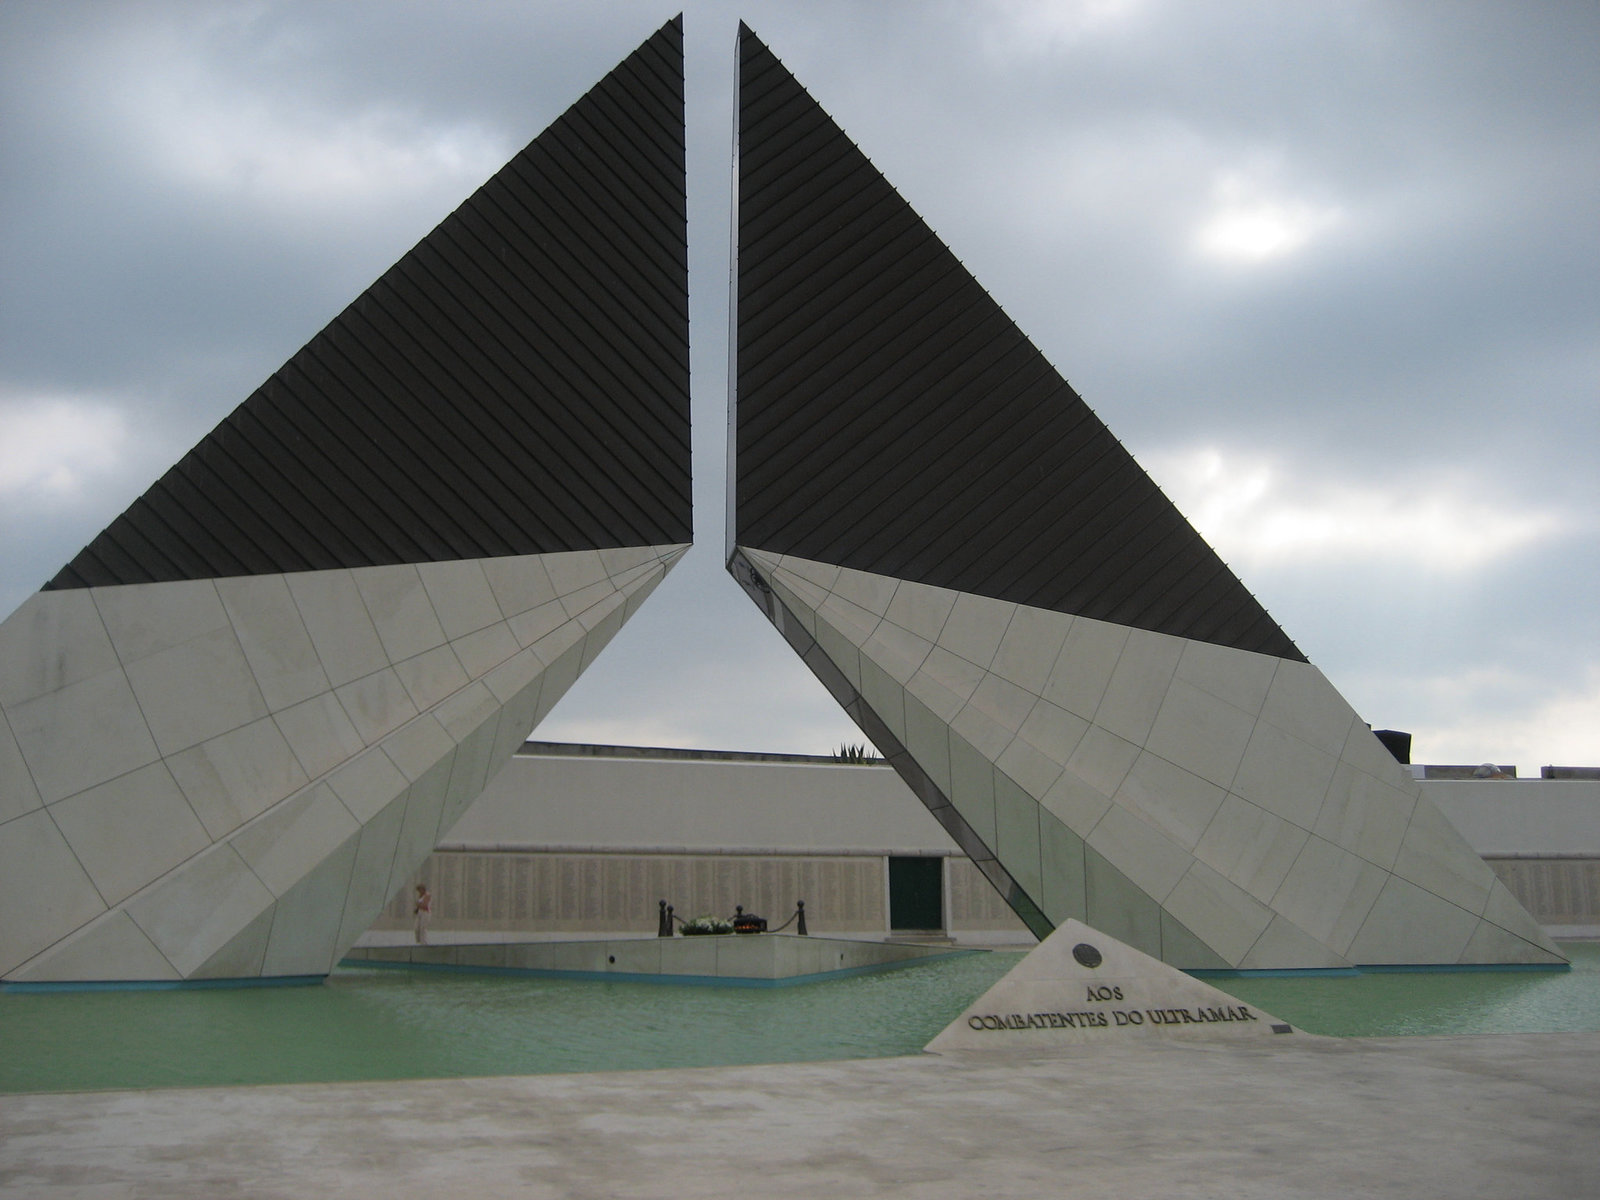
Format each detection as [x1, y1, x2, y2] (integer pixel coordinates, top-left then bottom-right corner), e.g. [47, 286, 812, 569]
[1421, 780, 1600, 856]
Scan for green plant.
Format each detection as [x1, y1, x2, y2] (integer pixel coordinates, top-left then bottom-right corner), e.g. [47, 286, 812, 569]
[832, 742, 876, 763]
[680, 915, 733, 936]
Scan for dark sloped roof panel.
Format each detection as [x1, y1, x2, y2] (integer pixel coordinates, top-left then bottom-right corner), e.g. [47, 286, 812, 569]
[731, 25, 1302, 662]
[48, 17, 690, 591]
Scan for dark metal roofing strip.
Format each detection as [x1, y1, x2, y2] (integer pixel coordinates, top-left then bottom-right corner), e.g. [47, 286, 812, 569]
[731, 25, 1302, 662]
[46, 16, 688, 590]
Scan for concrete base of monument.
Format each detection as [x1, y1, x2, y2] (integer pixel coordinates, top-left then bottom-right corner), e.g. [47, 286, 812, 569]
[343, 933, 964, 985]
[926, 918, 1299, 1052]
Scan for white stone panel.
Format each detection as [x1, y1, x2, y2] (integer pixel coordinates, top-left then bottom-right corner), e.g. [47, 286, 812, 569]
[1313, 763, 1416, 871]
[7, 910, 179, 982]
[438, 721, 499, 834]
[1015, 697, 1089, 765]
[191, 907, 274, 980]
[937, 592, 1015, 670]
[816, 592, 880, 648]
[1041, 616, 1128, 721]
[124, 843, 275, 977]
[1481, 877, 1560, 952]
[994, 773, 1043, 900]
[1238, 914, 1351, 970]
[1061, 725, 1142, 804]
[0, 590, 119, 708]
[902, 692, 953, 797]
[123, 626, 269, 756]
[529, 637, 587, 727]
[1039, 769, 1115, 838]
[433, 681, 501, 746]
[773, 554, 840, 594]
[909, 646, 986, 720]
[1390, 799, 1496, 915]
[50, 763, 210, 905]
[481, 553, 557, 619]
[287, 570, 388, 688]
[1163, 861, 1275, 966]
[394, 644, 470, 711]
[578, 595, 627, 671]
[995, 735, 1065, 801]
[858, 657, 907, 743]
[333, 794, 410, 955]
[0, 713, 42, 825]
[166, 717, 311, 839]
[1087, 804, 1192, 904]
[1172, 638, 1277, 718]
[883, 575, 959, 643]
[418, 559, 503, 638]
[352, 565, 447, 663]
[326, 747, 411, 824]
[274, 692, 366, 780]
[509, 598, 572, 649]
[216, 574, 329, 711]
[376, 720, 457, 793]
[385, 760, 453, 896]
[335, 668, 419, 744]
[1192, 795, 1309, 906]
[1231, 721, 1337, 830]
[1458, 919, 1563, 965]
[483, 649, 545, 708]
[1259, 660, 1357, 758]
[1092, 628, 1184, 745]
[767, 578, 818, 637]
[965, 674, 1039, 739]
[947, 734, 997, 849]
[860, 620, 932, 685]
[950, 702, 1014, 761]
[1345, 876, 1479, 965]
[0, 808, 107, 975]
[1269, 835, 1387, 956]
[829, 566, 898, 616]
[96, 579, 229, 664]
[1114, 752, 1227, 852]
[450, 621, 520, 679]
[813, 616, 862, 692]
[1143, 679, 1255, 790]
[543, 549, 607, 599]
[988, 605, 1073, 698]
[260, 833, 360, 976]
[228, 783, 359, 897]
[1340, 721, 1415, 790]
[9, 667, 159, 803]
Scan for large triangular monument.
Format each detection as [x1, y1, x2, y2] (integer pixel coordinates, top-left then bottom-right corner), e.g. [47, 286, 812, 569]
[726, 24, 1561, 970]
[0, 19, 691, 982]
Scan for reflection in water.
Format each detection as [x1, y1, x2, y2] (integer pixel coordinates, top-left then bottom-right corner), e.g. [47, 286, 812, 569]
[3, 943, 1594, 1094]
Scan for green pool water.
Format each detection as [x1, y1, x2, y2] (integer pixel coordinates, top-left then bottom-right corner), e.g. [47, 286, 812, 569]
[2, 944, 1596, 1095]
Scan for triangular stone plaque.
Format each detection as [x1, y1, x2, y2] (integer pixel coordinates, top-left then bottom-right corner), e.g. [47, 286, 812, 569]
[926, 919, 1301, 1052]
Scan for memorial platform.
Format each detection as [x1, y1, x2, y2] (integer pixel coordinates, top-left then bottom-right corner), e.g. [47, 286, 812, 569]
[342, 932, 961, 984]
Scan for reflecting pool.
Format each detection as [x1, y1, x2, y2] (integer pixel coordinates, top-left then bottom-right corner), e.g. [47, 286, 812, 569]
[3, 943, 1595, 1095]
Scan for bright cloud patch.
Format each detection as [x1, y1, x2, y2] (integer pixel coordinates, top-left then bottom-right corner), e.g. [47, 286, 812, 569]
[1193, 169, 1343, 263]
[98, 21, 508, 213]
[0, 395, 133, 501]
[1148, 446, 1566, 572]
[1401, 664, 1600, 767]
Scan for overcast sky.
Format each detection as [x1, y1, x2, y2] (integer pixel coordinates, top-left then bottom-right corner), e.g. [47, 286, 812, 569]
[3, 0, 1596, 769]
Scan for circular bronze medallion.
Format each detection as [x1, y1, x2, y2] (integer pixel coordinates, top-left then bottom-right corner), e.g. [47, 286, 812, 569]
[1072, 943, 1102, 969]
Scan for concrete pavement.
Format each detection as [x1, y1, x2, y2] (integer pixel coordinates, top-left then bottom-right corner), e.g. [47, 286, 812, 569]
[3, 1032, 1597, 1198]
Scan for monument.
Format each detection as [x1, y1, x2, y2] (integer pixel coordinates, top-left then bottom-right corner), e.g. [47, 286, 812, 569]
[0, 18, 1563, 983]
[0, 20, 690, 982]
[725, 24, 1562, 970]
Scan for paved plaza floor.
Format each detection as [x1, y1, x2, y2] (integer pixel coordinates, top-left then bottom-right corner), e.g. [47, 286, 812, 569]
[3, 1032, 1596, 1198]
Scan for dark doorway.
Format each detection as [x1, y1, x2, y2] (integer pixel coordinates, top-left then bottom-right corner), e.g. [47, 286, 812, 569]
[888, 856, 944, 931]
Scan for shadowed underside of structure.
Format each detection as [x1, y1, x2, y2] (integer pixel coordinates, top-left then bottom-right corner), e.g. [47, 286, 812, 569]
[0, 18, 691, 983]
[726, 23, 1562, 969]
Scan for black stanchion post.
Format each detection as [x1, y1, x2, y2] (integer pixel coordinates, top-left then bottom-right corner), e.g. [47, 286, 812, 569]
[658, 899, 671, 938]
[796, 899, 807, 936]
